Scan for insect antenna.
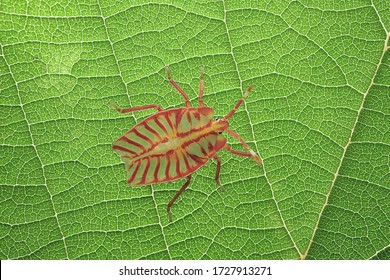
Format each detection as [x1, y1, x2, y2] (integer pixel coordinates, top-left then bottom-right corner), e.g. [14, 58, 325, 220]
[223, 84, 254, 120]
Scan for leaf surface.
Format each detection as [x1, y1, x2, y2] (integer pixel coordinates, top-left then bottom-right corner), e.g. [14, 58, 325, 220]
[0, 0, 389, 259]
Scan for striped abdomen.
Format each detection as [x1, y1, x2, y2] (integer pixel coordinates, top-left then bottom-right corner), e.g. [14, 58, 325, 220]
[113, 107, 226, 185]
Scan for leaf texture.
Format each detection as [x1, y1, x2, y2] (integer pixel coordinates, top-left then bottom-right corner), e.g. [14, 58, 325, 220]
[0, 0, 389, 259]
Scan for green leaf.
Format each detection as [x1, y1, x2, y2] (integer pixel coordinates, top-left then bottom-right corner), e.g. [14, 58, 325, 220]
[0, 0, 388, 259]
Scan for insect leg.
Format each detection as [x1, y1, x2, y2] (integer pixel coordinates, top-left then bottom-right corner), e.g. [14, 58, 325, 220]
[225, 144, 252, 157]
[167, 175, 192, 222]
[108, 102, 163, 113]
[213, 154, 225, 192]
[199, 65, 205, 107]
[225, 129, 262, 165]
[223, 84, 254, 120]
[165, 66, 191, 108]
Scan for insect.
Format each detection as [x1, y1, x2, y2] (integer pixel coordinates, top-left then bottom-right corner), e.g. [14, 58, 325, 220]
[110, 67, 262, 222]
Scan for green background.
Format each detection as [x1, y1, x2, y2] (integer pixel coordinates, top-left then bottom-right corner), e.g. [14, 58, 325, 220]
[0, 0, 389, 259]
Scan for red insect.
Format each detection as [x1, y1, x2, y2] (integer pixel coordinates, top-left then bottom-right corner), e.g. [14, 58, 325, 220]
[110, 67, 262, 222]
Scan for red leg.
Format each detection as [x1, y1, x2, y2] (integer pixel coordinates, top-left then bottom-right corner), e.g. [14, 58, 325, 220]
[165, 66, 191, 108]
[199, 66, 205, 107]
[225, 144, 253, 157]
[224, 84, 254, 120]
[213, 155, 225, 192]
[225, 129, 262, 165]
[108, 102, 163, 113]
[167, 175, 192, 223]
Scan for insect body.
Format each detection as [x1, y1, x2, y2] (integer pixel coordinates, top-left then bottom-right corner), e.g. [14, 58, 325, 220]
[110, 67, 262, 222]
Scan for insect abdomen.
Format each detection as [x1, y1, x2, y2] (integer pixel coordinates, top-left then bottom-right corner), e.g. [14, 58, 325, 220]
[113, 107, 225, 186]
